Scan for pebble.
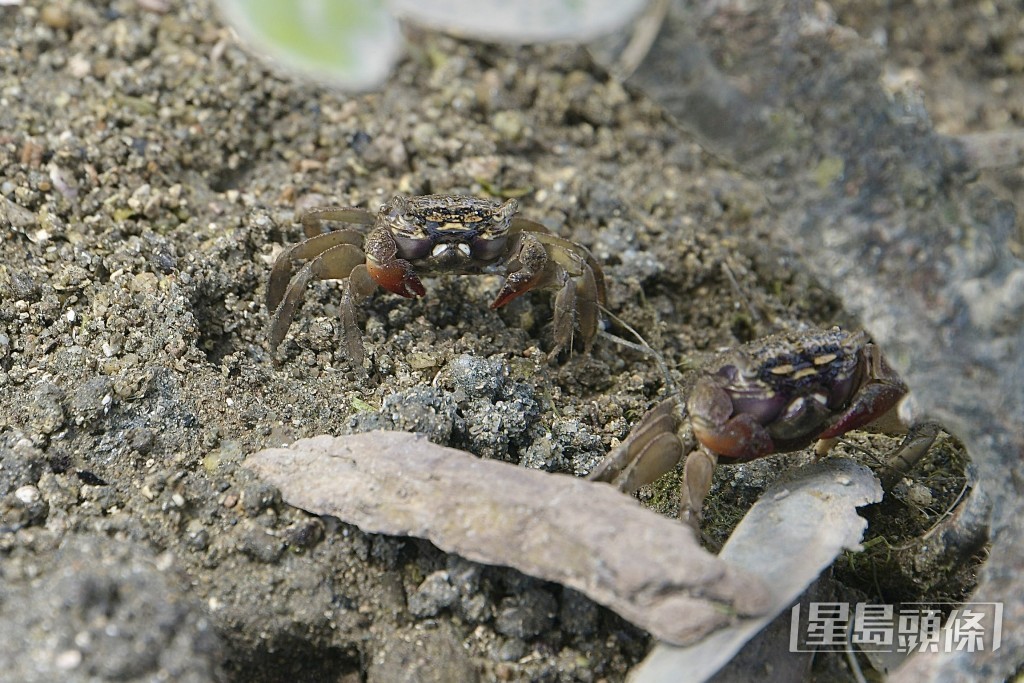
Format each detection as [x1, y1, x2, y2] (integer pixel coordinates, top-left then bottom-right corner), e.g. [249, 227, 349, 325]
[14, 485, 39, 504]
[906, 482, 934, 507]
[493, 590, 557, 639]
[39, 4, 70, 30]
[54, 649, 82, 671]
[408, 570, 458, 617]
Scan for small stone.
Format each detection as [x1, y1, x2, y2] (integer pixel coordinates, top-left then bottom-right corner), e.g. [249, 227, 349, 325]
[185, 520, 210, 551]
[28, 382, 66, 435]
[40, 4, 71, 29]
[128, 428, 156, 454]
[54, 649, 82, 671]
[496, 638, 527, 662]
[14, 485, 39, 504]
[408, 570, 458, 618]
[240, 481, 280, 516]
[494, 590, 557, 639]
[282, 518, 323, 551]
[491, 110, 526, 142]
[906, 482, 934, 507]
[238, 525, 284, 563]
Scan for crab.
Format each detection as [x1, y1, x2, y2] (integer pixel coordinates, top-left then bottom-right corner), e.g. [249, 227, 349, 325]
[266, 194, 606, 364]
[589, 327, 939, 527]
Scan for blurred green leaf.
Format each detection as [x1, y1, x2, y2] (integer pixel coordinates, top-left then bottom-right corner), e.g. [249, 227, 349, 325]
[217, 0, 648, 91]
[216, 0, 402, 90]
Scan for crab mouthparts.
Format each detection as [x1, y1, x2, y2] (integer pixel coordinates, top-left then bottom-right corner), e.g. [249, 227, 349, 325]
[431, 243, 472, 258]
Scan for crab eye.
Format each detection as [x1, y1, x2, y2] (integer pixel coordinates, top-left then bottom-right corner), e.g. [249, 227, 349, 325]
[383, 195, 410, 218]
[496, 198, 519, 223]
[383, 196, 420, 232]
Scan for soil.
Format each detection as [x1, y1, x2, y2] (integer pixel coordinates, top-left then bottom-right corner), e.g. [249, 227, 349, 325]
[0, 1, 1006, 681]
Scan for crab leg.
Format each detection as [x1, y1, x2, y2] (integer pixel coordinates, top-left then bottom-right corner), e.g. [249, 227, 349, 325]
[532, 234, 605, 352]
[337, 264, 379, 365]
[879, 421, 942, 488]
[509, 218, 608, 304]
[687, 378, 775, 462]
[680, 448, 718, 530]
[818, 343, 909, 441]
[549, 275, 577, 358]
[532, 233, 607, 305]
[817, 381, 909, 442]
[588, 397, 711, 531]
[268, 243, 367, 352]
[576, 263, 600, 351]
[588, 398, 686, 493]
[267, 230, 364, 312]
[493, 233, 584, 355]
[492, 230, 606, 354]
[300, 206, 376, 238]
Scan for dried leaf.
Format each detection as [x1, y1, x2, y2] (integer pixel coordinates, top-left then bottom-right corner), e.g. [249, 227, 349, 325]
[630, 458, 883, 682]
[245, 430, 773, 646]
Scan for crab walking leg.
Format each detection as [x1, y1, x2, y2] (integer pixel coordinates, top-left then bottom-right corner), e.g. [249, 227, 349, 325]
[879, 421, 941, 489]
[300, 206, 376, 238]
[268, 243, 367, 352]
[510, 218, 608, 304]
[816, 382, 909, 442]
[540, 238, 603, 352]
[493, 230, 607, 354]
[549, 275, 577, 359]
[576, 264, 600, 351]
[337, 264, 379, 365]
[588, 398, 686, 494]
[530, 232, 608, 307]
[818, 342, 908, 442]
[590, 398, 714, 530]
[680, 448, 719, 530]
[337, 283, 361, 365]
[267, 230, 365, 312]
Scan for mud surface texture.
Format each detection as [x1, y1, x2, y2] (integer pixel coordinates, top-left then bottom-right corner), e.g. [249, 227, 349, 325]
[0, 1, 1012, 681]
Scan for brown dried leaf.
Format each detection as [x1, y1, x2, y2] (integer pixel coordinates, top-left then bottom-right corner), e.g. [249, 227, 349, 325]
[245, 430, 773, 646]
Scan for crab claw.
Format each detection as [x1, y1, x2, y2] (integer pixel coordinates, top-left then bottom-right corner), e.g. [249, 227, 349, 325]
[491, 273, 541, 308]
[818, 380, 906, 440]
[366, 258, 426, 298]
[687, 378, 774, 462]
[491, 234, 551, 309]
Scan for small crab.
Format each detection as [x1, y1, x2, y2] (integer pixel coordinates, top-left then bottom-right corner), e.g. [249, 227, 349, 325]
[590, 327, 938, 527]
[266, 194, 606, 364]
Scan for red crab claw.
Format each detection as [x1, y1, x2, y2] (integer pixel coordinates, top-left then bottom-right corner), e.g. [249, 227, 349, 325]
[366, 258, 426, 298]
[688, 378, 775, 463]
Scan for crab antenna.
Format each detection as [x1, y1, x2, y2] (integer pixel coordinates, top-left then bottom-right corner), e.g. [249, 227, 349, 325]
[598, 306, 678, 398]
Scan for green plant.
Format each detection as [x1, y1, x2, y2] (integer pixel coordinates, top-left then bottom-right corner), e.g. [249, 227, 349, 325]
[216, 0, 647, 90]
